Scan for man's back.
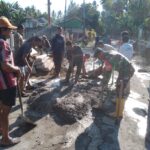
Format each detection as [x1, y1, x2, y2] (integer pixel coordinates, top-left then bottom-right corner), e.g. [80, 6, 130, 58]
[119, 42, 133, 60]
[15, 41, 32, 66]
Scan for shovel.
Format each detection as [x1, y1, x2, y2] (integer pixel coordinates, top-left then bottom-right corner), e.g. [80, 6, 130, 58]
[17, 80, 36, 125]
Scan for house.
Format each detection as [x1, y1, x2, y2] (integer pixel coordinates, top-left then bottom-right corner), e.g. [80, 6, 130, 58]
[23, 17, 48, 29]
[23, 17, 48, 38]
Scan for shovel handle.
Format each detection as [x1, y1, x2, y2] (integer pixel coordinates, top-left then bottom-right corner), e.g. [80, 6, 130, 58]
[17, 80, 24, 115]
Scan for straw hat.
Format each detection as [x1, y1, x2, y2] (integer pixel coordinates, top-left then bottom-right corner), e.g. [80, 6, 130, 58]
[0, 16, 17, 29]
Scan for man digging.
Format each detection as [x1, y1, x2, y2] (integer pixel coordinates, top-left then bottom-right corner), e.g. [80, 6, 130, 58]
[93, 48, 135, 118]
[63, 40, 83, 84]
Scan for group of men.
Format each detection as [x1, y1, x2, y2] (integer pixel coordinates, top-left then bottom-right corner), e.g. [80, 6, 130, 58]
[0, 16, 135, 147]
[61, 31, 135, 119]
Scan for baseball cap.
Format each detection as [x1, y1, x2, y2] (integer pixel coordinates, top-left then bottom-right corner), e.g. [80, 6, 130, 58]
[0, 16, 17, 29]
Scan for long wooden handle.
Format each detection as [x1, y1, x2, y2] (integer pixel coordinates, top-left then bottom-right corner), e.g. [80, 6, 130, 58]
[17, 80, 24, 115]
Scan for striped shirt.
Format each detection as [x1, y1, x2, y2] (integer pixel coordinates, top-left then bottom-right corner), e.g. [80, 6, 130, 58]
[0, 38, 16, 90]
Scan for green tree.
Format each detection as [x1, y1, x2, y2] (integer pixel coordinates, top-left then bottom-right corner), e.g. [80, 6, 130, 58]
[0, 1, 26, 25]
[101, 0, 150, 36]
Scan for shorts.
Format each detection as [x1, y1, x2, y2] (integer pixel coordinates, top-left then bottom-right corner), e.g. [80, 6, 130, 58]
[19, 65, 29, 76]
[0, 87, 17, 106]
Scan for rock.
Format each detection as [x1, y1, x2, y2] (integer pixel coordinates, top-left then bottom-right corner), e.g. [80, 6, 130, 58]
[34, 54, 54, 72]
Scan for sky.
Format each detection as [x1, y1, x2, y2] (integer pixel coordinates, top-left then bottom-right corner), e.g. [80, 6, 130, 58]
[4, 0, 102, 13]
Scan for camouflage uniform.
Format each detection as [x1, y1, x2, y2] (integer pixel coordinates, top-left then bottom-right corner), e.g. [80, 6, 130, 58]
[99, 51, 135, 96]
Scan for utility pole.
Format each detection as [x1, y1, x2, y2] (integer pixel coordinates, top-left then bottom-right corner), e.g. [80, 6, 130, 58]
[83, 0, 86, 34]
[64, 0, 67, 31]
[48, 0, 51, 27]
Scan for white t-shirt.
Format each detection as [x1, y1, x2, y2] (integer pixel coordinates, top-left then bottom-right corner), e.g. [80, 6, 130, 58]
[103, 44, 116, 51]
[118, 43, 133, 60]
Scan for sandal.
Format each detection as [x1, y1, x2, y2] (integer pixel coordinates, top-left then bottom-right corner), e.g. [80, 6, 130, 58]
[0, 137, 20, 147]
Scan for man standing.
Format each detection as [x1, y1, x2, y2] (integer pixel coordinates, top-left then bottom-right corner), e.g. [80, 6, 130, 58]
[51, 26, 65, 78]
[0, 16, 21, 146]
[118, 32, 134, 95]
[118, 34, 134, 61]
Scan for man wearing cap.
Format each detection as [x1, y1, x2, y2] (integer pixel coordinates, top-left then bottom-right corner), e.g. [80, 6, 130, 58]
[94, 48, 134, 92]
[0, 16, 21, 146]
[94, 48, 135, 117]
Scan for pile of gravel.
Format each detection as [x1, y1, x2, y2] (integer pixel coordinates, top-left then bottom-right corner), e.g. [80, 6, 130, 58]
[53, 93, 89, 124]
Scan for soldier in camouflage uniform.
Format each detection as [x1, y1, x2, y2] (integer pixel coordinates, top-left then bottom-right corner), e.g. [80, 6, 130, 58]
[94, 48, 135, 96]
[94, 48, 135, 117]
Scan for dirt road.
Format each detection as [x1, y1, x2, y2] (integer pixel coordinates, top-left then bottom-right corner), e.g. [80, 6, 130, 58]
[0, 52, 150, 150]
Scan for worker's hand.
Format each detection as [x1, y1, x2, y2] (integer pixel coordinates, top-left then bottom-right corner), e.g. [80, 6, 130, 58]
[14, 66, 21, 78]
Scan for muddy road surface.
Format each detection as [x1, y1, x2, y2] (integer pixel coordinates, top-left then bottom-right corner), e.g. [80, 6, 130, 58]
[0, 52, 150, 150]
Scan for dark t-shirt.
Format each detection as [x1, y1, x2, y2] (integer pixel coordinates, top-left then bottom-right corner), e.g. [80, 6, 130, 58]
[51, 34, 65, 53]
[15, 41, 32, 66]
[66, 46, 83, 65]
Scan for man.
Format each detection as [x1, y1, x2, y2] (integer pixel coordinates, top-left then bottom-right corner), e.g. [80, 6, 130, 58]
[94, 48, 135, 117]
[64, 40, 83, 84]
[14, 24, 25, 58]
[51, 26, 65, 77]
[95, 40, 116, 52]
[118, 34, 133, 61]
[0, 16, 21, 146]
[15, 36, 42, 96]
[118, 33, 134, 95]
